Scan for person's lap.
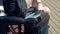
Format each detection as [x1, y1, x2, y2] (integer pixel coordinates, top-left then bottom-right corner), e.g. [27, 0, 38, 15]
[0, 16, 37, 34]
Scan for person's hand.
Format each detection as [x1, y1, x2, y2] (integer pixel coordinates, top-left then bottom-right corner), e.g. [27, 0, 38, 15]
[0, 13, 7, 16]
[4, 13, 7, 16]
[44, 6, 51, 13]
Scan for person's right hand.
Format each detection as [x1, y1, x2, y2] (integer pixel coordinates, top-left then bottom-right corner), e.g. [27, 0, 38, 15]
[4, 13, 7, 16]
[0, 13, 7, 16]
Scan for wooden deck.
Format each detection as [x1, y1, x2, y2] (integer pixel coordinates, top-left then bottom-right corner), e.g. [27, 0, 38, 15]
[42, 0, 60, 34]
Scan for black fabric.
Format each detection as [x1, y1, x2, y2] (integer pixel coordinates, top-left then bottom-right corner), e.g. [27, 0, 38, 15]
[1, 0, 50, 34]
[0, 13, 50, 34]
[2, 0, 35, 34]
[3, 0, 16, 16]
[0, 16, 38, 25]
[3, 0, 26, 17]
[0, 16, 38, 34]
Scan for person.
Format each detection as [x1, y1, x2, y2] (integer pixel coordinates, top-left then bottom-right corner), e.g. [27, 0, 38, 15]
[1, 0, 50, 34]
[0, 0, 40, 34]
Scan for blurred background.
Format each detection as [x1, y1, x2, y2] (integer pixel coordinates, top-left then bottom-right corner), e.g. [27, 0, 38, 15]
[41, 0, 60, 34]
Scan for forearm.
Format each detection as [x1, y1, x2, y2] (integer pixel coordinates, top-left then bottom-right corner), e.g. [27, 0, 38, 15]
[0, 16, 25, 24]
[0, 16, 37, 25]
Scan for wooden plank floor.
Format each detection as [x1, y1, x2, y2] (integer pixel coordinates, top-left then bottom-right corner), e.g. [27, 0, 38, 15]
[42, 0, 60, 34]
